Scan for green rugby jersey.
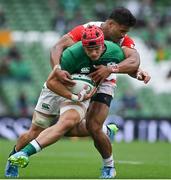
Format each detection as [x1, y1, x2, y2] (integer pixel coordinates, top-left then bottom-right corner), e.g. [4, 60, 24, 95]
[61, 41, 125, 74]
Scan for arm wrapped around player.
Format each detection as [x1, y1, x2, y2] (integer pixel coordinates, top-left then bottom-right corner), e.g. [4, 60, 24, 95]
[46, 68, 75, 100]
[89, 64, 119, 83]
[47, 68, 96, 102]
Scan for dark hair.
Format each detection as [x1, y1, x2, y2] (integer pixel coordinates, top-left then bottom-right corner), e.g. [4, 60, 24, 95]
[108, 7, 136, 27]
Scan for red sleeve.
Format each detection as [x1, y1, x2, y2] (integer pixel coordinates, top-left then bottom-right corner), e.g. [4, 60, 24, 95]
[67, 25, 85, 42]
[121, 35, 135, 49]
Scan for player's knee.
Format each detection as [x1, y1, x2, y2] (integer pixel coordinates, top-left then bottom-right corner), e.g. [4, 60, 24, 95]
[61, 115, 79, 130]
[53, 119, 77, 137]
[65, 118, 77, 129]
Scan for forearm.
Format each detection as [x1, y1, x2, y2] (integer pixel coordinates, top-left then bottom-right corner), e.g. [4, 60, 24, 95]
[47, 80, 72, 100]
[46, 71, 72, 99]
[117, 47, 140, 74]
[118, 56, 140, 73]
[50, 45, 64, 69]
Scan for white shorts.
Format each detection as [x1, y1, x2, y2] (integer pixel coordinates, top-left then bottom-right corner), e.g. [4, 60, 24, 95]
[34, 73, 116, 128]
[97, 73, 117, 97]
[35, 83, 90, 121]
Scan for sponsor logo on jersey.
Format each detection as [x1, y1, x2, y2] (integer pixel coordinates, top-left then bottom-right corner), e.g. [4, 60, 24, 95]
[42, 103, 50, 110]
[81, 67, 90, 73]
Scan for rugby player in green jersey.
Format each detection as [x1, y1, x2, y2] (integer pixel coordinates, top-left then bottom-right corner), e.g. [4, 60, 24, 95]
[8, 25, 126, 178]
[6, 7, 150, 178]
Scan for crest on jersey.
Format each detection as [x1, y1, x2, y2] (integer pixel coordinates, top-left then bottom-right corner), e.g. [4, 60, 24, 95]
[80, 67, 90, 73]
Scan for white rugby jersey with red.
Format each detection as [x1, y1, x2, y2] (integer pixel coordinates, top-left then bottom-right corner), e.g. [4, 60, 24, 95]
[67, 22, 136, 97]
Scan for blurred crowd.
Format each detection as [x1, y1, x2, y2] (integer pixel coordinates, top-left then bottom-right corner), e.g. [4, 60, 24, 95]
[0, 45, 31, 116]
[0, 46, 31, 81]
[52, 0, 171, 63]
[110, 89, 141, 118]
[50, 0, 171, 51]
[0, 7, 6, 28]
[1, 0, 171, 56]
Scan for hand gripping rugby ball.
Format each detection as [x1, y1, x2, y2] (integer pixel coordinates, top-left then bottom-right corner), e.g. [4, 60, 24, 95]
[70, 74, 96, 95]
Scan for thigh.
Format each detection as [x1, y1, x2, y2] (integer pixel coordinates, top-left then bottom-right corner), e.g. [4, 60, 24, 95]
[55, 109, 81, 135]
[87, 101, 109, 125]
[87, 93, 112, 126]
[58, 100, 90, 133]
[60, 99, 90, 121]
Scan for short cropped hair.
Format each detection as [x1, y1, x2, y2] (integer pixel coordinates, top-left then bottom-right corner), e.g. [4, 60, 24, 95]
[108, 7, 136, 27]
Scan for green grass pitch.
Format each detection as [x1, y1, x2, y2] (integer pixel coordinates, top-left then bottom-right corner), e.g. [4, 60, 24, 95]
[0, 138, 170, 179]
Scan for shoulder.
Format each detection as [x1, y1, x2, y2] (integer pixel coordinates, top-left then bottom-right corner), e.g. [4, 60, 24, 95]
[67, 22, 103, 42]
[104, 41, 125, 59]
[67, 25, 84, 42]
[63, 42, 84, 58]
[64, 41, 82, 50]
[105, 41, 121, 50]
[68, 41, 83, 51]
[120, 35, 135, 49]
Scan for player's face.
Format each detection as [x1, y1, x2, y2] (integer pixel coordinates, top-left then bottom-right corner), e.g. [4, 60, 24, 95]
[104, 20, 130, 42]
[84, 45, 104, 60]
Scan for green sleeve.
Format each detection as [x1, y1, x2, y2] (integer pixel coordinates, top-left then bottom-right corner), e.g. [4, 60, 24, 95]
[60, 49, 76, 74]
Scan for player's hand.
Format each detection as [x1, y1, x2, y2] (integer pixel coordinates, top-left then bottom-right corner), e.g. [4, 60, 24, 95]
[82, 86, 97, 101]
[136, 69, 151, 84]
[54, 69, 75, 87]
[89, 65, 111, 83]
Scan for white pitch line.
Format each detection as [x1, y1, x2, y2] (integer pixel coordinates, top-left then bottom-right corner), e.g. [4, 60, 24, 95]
[117, 160, 144, 165]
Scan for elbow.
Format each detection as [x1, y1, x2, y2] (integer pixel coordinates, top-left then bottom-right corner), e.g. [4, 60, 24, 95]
[46, 79, 53, 91]
[128, 59, 140, 77]
[129, 52, 140, 71]
[132, 59, 140, 71]
[50, 46, 56, 56]
[120, 48, 141, 74]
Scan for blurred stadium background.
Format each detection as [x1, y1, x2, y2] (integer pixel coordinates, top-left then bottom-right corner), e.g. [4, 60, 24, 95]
[0, 0, 171, 178]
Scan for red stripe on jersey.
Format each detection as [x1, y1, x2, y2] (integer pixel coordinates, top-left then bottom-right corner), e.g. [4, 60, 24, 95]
[104, 79, 117, 84]
[67, 25, 84, 42]
[121, 35, 135, 49]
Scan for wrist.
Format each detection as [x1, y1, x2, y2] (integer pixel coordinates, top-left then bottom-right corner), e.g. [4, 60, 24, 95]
[107, 64, 119, 73]
[53, 64, 61, 71]
[71, 94, 79, 102]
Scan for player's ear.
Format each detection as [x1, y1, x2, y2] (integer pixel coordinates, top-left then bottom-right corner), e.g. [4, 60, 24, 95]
[107, 19, 115, 27]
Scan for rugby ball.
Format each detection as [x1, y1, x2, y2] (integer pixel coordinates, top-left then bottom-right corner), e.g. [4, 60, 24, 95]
[70, 74, 95, 95]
